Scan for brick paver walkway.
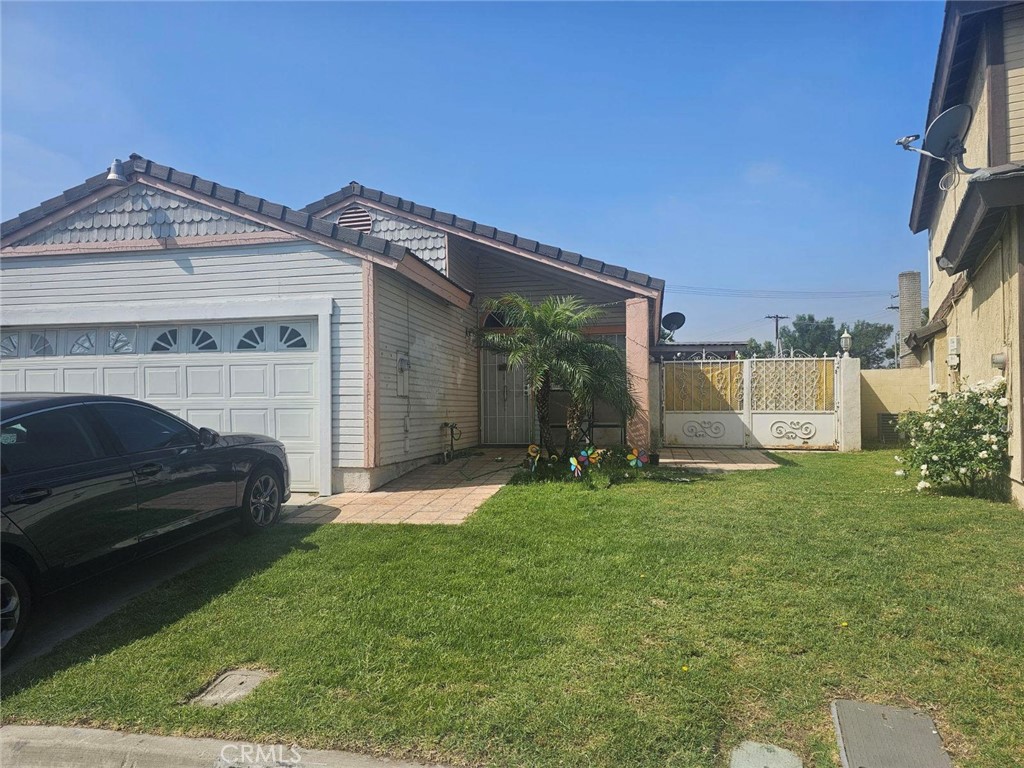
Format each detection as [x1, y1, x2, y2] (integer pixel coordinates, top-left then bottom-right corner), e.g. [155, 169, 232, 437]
[284, 448, 521, 526]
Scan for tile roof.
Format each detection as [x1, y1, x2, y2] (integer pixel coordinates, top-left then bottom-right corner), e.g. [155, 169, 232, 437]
[2, 155, 409, 263]
[303, 182, 665, 293]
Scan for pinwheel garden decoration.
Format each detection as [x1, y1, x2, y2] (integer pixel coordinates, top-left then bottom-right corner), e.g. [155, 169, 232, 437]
[527, 444, 540, 472]
[569, 455, 583, 478]
[627, 448, 649, 469]
[578, 445, 596, 468]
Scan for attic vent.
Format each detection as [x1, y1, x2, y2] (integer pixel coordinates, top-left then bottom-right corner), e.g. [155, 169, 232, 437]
[337, 205, 373, 234]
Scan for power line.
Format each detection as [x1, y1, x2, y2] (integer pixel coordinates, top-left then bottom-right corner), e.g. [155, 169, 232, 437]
[664, 284, 890, 299]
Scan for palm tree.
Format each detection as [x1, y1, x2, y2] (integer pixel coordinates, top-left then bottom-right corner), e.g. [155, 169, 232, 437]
[474, 294, 637, 456]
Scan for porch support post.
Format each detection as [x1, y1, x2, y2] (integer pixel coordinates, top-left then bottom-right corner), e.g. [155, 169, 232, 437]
[625, 297, 651, 449]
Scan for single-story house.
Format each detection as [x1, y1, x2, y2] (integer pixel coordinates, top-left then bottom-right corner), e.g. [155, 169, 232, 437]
[0, 155, 665, 493]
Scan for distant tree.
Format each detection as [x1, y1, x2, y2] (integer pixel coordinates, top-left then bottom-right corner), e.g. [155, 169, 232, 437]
[744, 338, 778, 358]
[842, 319, 895, 369]
[779, 314, 839, 356]
[752, 313, 895, 369]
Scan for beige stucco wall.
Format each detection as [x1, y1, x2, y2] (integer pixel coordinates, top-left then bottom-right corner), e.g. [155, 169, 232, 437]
[860, 368, 931, 444]
[926, 210, 1022, 505]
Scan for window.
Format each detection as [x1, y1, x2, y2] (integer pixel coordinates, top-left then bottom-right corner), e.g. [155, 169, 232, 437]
[28, 331, 56, 357]
[190, 327, 219, 352]
[0, 334, 18, 359]
[278, 324, 308, 349]
[68, 330, 97, 355]
[235, 325, 265, 351]
[1, 406, 104, 475]
[150, 328, 178, 353]
[91, 403, 195, 454]
[108, 329, 136, 354]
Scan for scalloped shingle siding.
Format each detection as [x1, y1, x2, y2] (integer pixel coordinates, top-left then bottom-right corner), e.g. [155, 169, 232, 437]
[14, 183, 268, 246]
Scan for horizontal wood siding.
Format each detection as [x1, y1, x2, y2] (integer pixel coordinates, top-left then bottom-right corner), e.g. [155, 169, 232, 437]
[1007, 5, 1024, 161]
[0, 241, 366, 466]
[374, 266, 479, 465]
[474, 249, 629, 326]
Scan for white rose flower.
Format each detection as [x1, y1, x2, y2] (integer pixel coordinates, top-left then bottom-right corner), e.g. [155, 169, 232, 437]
[942, 474, 952, 482]
[959, 467, 968, 474]
[894, 455, 903, 463]
[998, 397, 1009, 407]
[979, 451, 989, 459]
[923, 421, 932, 430]
[931, 455, 939, 461]
[916, 480, 931, 491]
[895, 470, 906, 477]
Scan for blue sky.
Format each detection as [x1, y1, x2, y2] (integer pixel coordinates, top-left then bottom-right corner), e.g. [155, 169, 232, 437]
[1, 1, 942, 342]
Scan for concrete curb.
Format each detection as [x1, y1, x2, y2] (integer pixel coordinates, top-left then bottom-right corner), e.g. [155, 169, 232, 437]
[1, 725, 451, 768]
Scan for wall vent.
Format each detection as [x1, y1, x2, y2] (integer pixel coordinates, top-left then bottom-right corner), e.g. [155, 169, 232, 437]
[876, 413, 902, 445]
[337, 205, 373, 234]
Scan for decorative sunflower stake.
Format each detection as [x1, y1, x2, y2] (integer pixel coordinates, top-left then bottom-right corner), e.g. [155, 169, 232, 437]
[527, 444, 540, 473]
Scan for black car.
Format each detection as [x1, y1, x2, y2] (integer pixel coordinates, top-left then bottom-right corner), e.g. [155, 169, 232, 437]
[0, 393, 290, 658]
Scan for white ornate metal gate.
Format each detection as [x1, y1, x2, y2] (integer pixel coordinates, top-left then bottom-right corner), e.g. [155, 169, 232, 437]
[662, 356, 839, 449]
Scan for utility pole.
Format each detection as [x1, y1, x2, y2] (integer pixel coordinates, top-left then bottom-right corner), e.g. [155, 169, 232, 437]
[765, 314, 789, 357]
[887, 301, 900, 368]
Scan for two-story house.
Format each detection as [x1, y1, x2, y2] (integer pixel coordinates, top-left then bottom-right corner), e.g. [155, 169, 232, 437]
[904, 1, 1024, 505]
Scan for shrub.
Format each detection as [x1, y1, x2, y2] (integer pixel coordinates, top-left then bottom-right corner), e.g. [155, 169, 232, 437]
[895, 377, 1010, 497]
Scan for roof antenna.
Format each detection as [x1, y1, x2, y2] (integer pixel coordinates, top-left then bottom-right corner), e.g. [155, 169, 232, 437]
[106, 158, 129, 185]
[896, 104, 979, 191]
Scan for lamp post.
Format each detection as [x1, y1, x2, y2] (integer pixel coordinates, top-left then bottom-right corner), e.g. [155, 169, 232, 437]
[840, 330, 852, 358]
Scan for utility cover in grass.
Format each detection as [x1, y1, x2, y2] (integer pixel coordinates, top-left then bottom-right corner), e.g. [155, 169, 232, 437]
[832, 700, 953, 768]
[730, 741, 802, 768]
[189, 669, 275, 708]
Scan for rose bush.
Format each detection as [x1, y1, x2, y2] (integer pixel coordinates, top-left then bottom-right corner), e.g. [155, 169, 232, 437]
[895, 377, 1010, 497]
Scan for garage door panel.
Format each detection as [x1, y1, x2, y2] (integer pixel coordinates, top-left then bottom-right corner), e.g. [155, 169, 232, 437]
[104, 368, 139, 397]
[229, 365, 269, 397]
[186, 366, 224, 398]
[144, 366, 181, 398]
[230, 408, 270, 435]
[26, 369, 59, 391]
[64, 368, 98, 393]
[0, 370, 21, 391]
[274, 364, 313, 397]
[275, 408, 314, 440]
[185, 408, 225, 431]
[286, 452, 316, 489]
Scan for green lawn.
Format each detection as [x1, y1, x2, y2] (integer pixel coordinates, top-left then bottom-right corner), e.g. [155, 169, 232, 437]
[4, 452, 1023, 767]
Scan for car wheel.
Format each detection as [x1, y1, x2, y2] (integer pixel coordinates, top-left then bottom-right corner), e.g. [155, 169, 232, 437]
[0, 563, 31, 660]
[240, 467, 282, 533]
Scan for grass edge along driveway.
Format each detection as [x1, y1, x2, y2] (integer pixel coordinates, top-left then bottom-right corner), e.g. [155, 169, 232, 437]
[3, 451, 1022, 768]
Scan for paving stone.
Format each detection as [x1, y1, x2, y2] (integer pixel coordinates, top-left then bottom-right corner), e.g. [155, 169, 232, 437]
[190, 669, 274, 708]
[730, 741, 802, 768]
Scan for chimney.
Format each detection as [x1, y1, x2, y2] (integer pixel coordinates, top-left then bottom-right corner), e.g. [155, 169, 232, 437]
[898, 271, 922, 368]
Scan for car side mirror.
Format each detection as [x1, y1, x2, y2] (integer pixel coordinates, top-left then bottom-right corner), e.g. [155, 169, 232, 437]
[198, 427, 220, 447]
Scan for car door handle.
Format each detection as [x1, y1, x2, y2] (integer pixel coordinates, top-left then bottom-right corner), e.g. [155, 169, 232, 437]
[8, 488, 52, 504]
[135, 463, 163, 477]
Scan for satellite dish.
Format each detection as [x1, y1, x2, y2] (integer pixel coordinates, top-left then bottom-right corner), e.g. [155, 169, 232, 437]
[922, 105, 978, 173]
[661, 312, 686, 332]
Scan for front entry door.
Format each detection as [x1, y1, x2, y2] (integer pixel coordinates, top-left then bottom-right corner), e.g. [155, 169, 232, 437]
[482, 350, 532, 444]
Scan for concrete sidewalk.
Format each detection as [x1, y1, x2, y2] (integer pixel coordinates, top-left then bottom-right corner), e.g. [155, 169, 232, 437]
[0, 725, 450, 768]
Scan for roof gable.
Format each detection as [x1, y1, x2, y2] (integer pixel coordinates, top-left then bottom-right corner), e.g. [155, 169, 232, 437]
[11, 183, 269, 247]
[304, 183, 665, 296]
[2, 155, 472, 309]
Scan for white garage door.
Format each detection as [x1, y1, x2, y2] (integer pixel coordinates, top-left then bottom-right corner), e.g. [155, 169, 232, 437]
[0, 319, 321, 491]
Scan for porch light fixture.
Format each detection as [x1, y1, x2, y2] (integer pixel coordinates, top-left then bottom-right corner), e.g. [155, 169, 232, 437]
[991, 352, 1007, 371]
[936, 255, 953, 271]
[106, 158, 128, 185]
[840, 330, 852, 357]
